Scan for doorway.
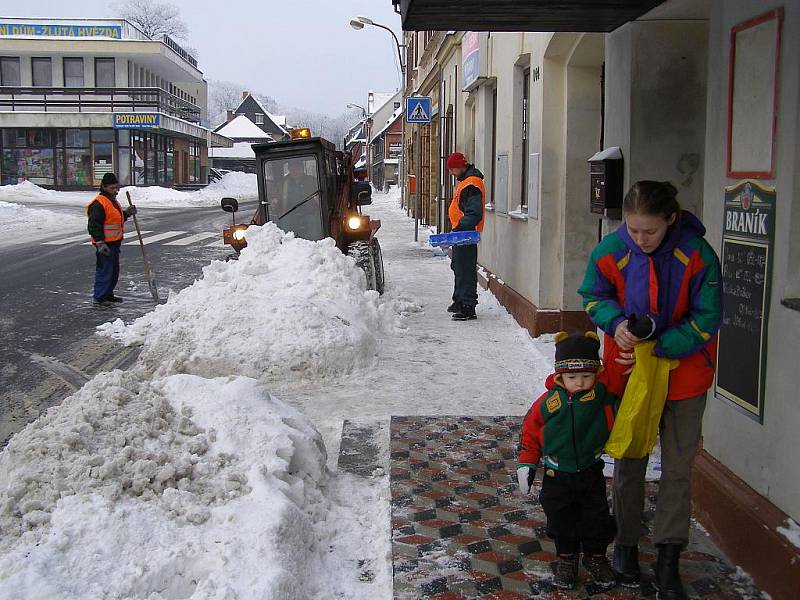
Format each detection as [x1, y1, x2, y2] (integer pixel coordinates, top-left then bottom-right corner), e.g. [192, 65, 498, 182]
[92, 142, 115, 187]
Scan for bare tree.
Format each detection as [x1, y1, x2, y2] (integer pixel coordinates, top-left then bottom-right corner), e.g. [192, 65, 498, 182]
[208, 80, 244, 121]
[113, 0, 189, 41]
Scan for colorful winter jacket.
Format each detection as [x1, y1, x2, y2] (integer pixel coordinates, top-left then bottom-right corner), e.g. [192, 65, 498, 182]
[578, 211, 722, 400]
[518, 374, 617, 473]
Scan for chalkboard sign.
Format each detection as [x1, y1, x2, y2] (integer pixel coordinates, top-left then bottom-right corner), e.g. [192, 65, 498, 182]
[715, 180, 775, 422]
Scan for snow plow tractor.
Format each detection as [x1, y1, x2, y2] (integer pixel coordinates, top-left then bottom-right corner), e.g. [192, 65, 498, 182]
[220, 131, 385, 294]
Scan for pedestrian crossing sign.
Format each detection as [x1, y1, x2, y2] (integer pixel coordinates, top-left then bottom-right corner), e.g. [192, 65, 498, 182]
[406, 96, 432, 123]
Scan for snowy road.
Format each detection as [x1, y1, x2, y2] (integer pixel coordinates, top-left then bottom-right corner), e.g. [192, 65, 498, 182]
[0, 200, 254, 446]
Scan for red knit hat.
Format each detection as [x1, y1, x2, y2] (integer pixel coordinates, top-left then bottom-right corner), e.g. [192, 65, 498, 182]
[446, 152, 468, 170]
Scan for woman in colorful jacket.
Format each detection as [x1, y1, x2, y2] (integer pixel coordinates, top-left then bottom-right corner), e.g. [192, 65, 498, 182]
[578, 181, 722, 600]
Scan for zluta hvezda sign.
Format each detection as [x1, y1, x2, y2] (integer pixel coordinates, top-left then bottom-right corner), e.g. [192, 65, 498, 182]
[0, 23, 122, 38]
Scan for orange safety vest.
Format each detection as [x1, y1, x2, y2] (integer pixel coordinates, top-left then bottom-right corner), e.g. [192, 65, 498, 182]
[87, 194, 124, 244]
[449, 175, 486, 232]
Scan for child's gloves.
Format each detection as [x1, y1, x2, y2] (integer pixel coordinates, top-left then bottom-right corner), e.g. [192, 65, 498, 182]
[516, 463, 537, 495]
[627, 313, 656, 340]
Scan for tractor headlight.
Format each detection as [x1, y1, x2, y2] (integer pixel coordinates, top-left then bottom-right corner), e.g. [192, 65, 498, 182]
[233, 228, 247, 241]
[348, 216, 363, 230]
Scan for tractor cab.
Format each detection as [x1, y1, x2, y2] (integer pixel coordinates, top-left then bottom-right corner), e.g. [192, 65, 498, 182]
[220, 131, 385, 293]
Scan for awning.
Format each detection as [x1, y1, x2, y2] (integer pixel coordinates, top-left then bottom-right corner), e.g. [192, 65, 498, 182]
[393, 0, 666, 32]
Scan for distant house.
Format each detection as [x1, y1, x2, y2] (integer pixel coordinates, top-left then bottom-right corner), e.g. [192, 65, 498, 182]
[344, 120, 367, 172]
[368, 91, 403, 190]
[210, 114, 273, 173]
[234, 92, 288, 141]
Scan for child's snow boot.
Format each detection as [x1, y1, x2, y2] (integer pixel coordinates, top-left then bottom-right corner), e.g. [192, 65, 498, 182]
[653, 544, 687, 600]
[583, 554, 616, 590]
[552, 554, 579, 589]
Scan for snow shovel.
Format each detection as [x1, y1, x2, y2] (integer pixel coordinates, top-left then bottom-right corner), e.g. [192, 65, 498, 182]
[126, 191, 160, 303]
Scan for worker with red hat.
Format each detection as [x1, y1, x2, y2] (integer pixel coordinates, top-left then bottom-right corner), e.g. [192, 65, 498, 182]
[446, 151, 485, 321]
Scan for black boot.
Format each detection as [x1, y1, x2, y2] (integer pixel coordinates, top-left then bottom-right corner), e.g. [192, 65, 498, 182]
[447, 301, 461, 313]
[452, 305, 476, 321]
[654, 544, 687, 600]
[612, 544, 640, 587]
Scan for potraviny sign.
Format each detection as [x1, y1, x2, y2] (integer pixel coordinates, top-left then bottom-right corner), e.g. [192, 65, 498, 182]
[715, 180, 776, 422]
[113, 113, 161, 129]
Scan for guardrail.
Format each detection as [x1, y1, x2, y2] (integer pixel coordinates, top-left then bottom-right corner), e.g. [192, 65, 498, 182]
[0, 86, 202, 123]
[162, 34, 198, 69]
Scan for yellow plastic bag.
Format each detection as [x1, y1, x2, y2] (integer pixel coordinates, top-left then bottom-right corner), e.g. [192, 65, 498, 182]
[605, 341, 679, 459]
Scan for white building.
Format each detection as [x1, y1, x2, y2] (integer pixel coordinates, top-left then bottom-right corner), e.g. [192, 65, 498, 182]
[0, 16, 231, 189]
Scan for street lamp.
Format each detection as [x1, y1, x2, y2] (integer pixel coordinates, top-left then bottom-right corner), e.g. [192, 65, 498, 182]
[349, 15, 406, 210]
[347, 102, 367, 118]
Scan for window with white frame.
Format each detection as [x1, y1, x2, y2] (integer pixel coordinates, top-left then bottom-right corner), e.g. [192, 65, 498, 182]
[254, 113, 265, 125]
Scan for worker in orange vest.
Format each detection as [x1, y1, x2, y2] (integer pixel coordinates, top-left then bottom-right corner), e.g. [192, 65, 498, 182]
[87, 172, 136, 305]
[446, 152, 485, 321]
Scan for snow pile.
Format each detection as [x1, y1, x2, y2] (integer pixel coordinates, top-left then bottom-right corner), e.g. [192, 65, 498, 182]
[121, 171, 258, 207]
[0, 180, 61, 202]
[0, 171, 258, 208]
[0, 199, 85, 246]
[777, 518, 800, 549]
[99, 223, 387, 382]
[0, 372, 329, 599]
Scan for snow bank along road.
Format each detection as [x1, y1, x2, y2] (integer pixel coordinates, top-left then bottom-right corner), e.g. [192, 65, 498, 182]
[0, 187, 560, 599]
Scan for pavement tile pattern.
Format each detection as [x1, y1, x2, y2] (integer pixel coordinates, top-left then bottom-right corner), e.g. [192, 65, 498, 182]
[390, 416, 763, 600]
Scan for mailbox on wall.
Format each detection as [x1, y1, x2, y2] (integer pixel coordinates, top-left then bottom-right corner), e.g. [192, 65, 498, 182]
[588, 147, 624, 220]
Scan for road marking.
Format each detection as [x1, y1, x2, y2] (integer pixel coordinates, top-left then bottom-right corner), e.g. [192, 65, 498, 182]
[205, 238, 226, 247]
[43, 232, 92, 245]
[29, 354, 90, 391]
[80, 231, 153, 245]
[163, 231, 220, 246]
[124, 231, 187, 245]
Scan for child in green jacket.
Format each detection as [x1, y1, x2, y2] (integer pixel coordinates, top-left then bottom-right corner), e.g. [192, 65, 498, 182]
[517, 331, 617, 590]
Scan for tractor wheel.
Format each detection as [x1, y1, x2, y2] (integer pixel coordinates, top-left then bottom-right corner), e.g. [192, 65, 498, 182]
[370, 238, 385, 295]
[348, 241, 377, 292]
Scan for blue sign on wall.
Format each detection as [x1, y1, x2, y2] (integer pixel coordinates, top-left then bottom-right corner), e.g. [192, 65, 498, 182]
[406, 97, 432, 124]
[0, 23, 122, 38]
[113, 113, 161, 129]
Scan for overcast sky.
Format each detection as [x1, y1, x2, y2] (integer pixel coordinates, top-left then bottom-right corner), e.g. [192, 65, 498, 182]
[8, 0, 404, 114]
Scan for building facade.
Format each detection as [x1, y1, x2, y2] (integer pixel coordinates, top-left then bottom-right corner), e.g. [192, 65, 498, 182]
[370, 97, 402, 190]
[0, 17, 231, 189]
[400, 2, 800, 597]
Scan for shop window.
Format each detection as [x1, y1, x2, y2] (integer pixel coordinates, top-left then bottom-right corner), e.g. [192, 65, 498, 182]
[65, 129, 90, 148]
[63, 58, 84, 88]
[91, 129, 115, 143]
[31, 58, 52, 87]
[0, 57, 20, 86]
[65, 148, 92, 186]
[95, 58, 115, 88]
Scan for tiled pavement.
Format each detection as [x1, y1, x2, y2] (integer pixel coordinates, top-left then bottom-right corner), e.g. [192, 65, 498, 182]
[389, 416, 764, 600]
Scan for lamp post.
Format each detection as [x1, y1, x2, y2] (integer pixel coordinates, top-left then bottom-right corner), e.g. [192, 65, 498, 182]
[349, 15, 406, 207]
[346, 102, 367, 118]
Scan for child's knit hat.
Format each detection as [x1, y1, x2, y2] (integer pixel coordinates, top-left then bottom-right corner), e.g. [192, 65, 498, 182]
[553, 331, 602, 374]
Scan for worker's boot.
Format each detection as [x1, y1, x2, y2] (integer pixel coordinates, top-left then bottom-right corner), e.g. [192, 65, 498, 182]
[612, 544, 640, 587]
[653, 544, 687, 600]
[452, 305, 477, 321]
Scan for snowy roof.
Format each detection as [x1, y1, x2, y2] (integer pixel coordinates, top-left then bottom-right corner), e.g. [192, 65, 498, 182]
[214, 115, 272, 140]
[209, 141, 257, 158]
[369, 91, 397, 114]
[370, 105, 403, 141]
